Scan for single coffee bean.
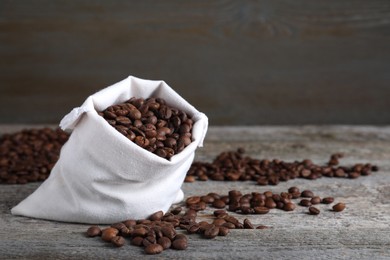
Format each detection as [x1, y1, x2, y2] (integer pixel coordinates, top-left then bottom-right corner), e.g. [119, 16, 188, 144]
[157, 237, 171, 250]
[142, 236, 157, 247]
[309, 206, 320, 215]
[186, 196, 201, 205]
[283, 202, 296, 211]
[111, 236, 125, 247]
[310, 196, 321, 205]
[322, 197, 335, 204]
[123, 219, 137, 228]
[171, 238, 188, 250]
[212, 199, 226, 209]
[111, 222, 126, 230]
[213, 218, 226, 226]
[218, 226, 230, 236]
[253, 206, 270, 214]
[187, 223, 201, 234]
[131, 236, 144, 246]
[222, 222, 236, 229]
[256, 225, 270, 229]
[161, 226, 176, 240]
[145, 243, 164, 255]
[189, 201, 206, 211]
[203, 225, 220, 239]
[132, 227, 148, 237]
[243, 218, 254, 229]
[299, 199, 312, 207]
[101, 227, 119, 242]
[86, 226, 101, 237]
[149, 210, 164, 221]
[333, 202, 346, 212]
[265, 197, 277, 209]
[201, 195, 215, 203]
[170, 206, 182, 215]
[301, 190, 314, 198]
[213, 209, 228, 218]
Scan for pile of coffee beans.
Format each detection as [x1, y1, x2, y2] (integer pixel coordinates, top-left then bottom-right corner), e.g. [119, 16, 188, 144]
[185, 148, 378, 184]
[97, 97, 193, 160]
[184, 187, 344, 216]
[0, 128, 69, 184]
[85, 187, 345, 255]
[86, 210, 189, 254]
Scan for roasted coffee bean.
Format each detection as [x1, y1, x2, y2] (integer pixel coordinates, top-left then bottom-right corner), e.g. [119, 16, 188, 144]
[256, 225, 270, 229]
[310, 196, 321, 205]
[222, 222, 236, 229]
[253, 206, 270, 214]
[189, 201, 206, 211]
[186, 196, 201, 205]
[187, 223, 201, 234]
[157, 237, 172, 250]
[213, 218, 226, 226]
[101, 227, 119, 242]
[243, 218, 254, 229]
[142, 236, 157, 247]
[111, 222, 126, 230]
[299, 199, 312, 207]
[333, 203, 346, 212]
[212, 199, 226, 209]
[301, 190, 314, 198]
[149, 211, 164, 221]
[111, 236, 125, 247]
[171, 238, 188, 250]
[86, 226, 101, 237]
[288, 187, 300, 194]
[265, 197, 277, 209]
[131, 236, 144, 246]
[201, 195, 215, 203]
[145, 243, 164, 254]
[203, 225, 220, 239]
[132, 227, 148, 237]
[170, 207, 182, 215]
[218, 226, 230, 236]
[321, 197, 335, 204]
[123, 219, 136, 228]
[161, 226, 176, 240]
[283, 202, 296, 211]
[309, 206, 320, 215]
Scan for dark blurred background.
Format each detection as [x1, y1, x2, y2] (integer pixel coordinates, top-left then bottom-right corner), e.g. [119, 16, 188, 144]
[1, 1, 389, 125]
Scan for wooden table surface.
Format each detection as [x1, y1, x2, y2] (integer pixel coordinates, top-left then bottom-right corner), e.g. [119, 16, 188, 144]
[1, 125, 390, 259]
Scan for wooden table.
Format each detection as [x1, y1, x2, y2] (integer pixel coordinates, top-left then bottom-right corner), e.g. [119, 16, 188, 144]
[1, 126, 389, 259]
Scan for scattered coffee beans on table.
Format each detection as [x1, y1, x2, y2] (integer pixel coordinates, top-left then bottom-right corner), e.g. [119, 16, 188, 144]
[186, 148, 378, 184]
[0, 128, 69, 184]
[97, 97, 193, 160]
[85, 187, 345, 255]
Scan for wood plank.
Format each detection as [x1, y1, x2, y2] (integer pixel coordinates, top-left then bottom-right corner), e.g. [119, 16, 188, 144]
[0, 1, 389, 124]
[0, 125, 389, 259]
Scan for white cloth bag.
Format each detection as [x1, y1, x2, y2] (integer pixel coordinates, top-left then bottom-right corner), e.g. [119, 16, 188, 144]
[11, 76, 208, 224]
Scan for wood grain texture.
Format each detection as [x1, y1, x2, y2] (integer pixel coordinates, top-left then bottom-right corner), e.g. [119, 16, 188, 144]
[0, 1, 390, 125]
[0, 125, 389, 259]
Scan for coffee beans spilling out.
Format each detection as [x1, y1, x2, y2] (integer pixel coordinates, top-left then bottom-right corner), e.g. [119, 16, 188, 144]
[186, 148, 379, 184]
[97, 97, 193, 160]
[86, 187, 345, 254]
[0, 128, 69, 184]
